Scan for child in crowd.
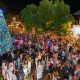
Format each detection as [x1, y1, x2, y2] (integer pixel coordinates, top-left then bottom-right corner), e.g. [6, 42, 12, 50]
[12, 70, 17, 80]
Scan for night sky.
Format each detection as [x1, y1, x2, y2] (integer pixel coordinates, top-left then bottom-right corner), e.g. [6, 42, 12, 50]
[0, 0, 80, 14]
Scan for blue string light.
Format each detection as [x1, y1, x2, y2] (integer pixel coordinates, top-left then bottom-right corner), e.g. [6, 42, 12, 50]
[0, 9, 12, 55]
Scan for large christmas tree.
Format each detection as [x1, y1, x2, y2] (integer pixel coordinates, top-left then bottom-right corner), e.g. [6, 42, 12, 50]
[0, 9, 12, 55]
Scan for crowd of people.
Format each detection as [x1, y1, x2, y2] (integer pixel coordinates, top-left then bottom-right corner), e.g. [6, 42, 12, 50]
[0, 32, 80, 80]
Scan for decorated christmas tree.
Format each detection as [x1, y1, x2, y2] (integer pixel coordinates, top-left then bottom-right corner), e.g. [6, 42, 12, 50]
[0, 9, 12, 55]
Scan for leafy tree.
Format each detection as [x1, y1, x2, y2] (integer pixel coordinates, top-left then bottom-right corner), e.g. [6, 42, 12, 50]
[52, 0, 74, 35]
[20, 0, 54, 32]
[20, 0, 74, 35]
[37, 0, 53, 31]
[20, 4, 38, 32]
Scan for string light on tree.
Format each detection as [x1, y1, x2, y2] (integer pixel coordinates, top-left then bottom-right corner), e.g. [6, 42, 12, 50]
[0, 9, 12, 55]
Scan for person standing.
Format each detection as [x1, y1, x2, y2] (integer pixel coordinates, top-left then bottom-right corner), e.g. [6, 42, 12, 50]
[23, 60, 28, 79]
[36, 61, 43, 80]
[2, 62, 7, 80]
[12, 70, 17, 80]
[5, 64, 13, 80]
[28, 58, 31, 75]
